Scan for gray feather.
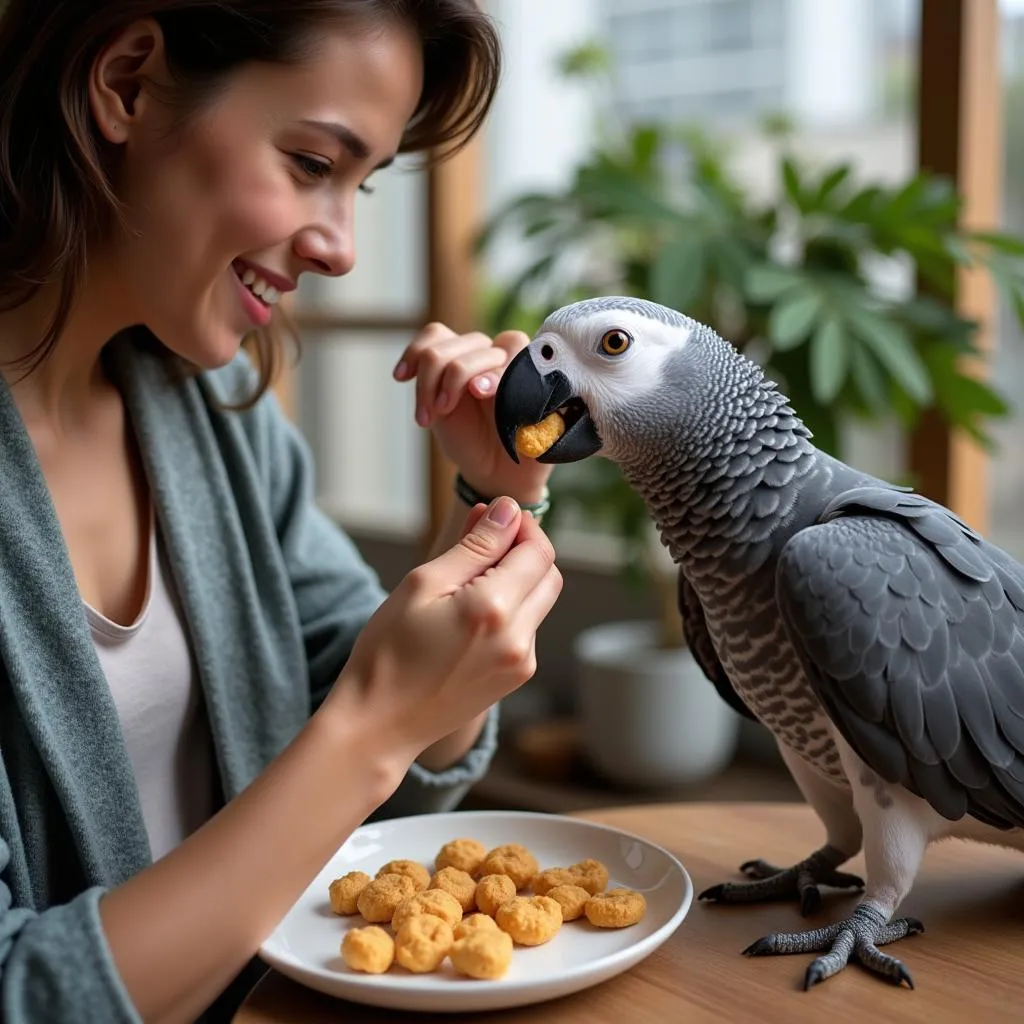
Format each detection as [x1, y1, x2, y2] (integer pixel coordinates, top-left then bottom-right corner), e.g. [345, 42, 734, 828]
[776, 489, 1024, 828]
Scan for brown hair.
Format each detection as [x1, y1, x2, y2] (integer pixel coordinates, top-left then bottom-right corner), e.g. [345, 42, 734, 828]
[0, 0, 501, 405]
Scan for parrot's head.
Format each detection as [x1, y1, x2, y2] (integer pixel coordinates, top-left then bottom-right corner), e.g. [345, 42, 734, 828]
[495, 296, 737, 467]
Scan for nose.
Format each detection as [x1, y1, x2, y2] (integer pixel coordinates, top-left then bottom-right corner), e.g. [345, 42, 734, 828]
[293, 220, 355, 278]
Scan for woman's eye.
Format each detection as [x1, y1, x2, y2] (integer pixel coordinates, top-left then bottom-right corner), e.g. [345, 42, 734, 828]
[358, 182, 376, 196]
[292, 154, 333, 180]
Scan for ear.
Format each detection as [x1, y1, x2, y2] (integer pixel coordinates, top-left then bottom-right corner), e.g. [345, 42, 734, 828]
[89, 18, 169, 145]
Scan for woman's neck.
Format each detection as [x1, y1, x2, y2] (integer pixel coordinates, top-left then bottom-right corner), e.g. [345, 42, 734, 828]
[0, 265, 134, 428]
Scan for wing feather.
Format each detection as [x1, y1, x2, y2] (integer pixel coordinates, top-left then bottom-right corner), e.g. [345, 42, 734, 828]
[777, 487, 1024, 829]
[677, 569, 756, 721]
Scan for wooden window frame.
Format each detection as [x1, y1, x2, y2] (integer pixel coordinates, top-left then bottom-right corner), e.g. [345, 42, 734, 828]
[911, 0, 1001, 530]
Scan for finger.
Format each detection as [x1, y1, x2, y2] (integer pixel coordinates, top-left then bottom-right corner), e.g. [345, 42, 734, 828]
[436, 347, 509, 415]
[463, 524, 556, 617]
[509, 562, 564, 637]
[459, 503, 489, 539]
[469, 330, 529, 395]
[514, 509, 556, 562]
[393, 321, 455, 381]
[425, 496, 523, 590]
[412, 333, 494, 427]
[464, 329, 535, 399]
[493, 329, 531, 358]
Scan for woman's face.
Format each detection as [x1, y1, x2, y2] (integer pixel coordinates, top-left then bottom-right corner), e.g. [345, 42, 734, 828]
[100, 20, 423, 368]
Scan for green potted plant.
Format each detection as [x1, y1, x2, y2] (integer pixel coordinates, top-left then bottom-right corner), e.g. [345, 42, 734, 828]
[476, 45, 1024, 786]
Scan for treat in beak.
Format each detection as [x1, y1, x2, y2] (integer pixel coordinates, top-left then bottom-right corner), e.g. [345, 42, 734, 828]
[494, 348, 602, 464]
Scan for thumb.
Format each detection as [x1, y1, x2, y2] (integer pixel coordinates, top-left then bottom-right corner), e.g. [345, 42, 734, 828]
[458, 502, 490, 540]
[434, 496, 522, 587]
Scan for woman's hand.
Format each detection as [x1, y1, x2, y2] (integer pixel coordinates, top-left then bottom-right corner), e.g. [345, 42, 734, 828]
[393, 323, 554, 505]
[326, 497, 561, 766]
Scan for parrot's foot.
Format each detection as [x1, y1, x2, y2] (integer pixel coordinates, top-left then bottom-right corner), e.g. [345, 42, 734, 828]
[698, 844, 864, 916]
[743, 901, 924, 990]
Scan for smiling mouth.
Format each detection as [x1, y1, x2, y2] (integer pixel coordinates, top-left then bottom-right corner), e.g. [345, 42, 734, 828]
[231, 260, 282, 306]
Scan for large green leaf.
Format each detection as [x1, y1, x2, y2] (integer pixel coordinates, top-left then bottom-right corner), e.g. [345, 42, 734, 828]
[848, 343, 888, 413]
[630, 125, 662, 173]
[651, 234, 705, 309]
[781, 156, 807, 212]
[768, 290, 824, 350]
[576, 164, 683, 224]
[813, 164, 853, 209]
[845, 308, 932, 404]
[971, 229, 1024, 256]
[711, 238, 753, 289]
[896, 296, 977, 351]
[744, 264, 802, 303]
[838, 185, 885, 222]
[809, 317, 848, 403]
[922, 343, 1010, 426]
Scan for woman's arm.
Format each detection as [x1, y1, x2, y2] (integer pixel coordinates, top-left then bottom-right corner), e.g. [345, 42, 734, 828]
[99, 490, 555, 1024]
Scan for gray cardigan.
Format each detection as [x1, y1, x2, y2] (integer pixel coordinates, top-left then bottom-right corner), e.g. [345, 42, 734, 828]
[0, 333, 498, 1022]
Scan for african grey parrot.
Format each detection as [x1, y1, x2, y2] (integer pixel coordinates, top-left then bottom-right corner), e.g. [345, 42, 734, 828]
[492, 295, 1024, 991]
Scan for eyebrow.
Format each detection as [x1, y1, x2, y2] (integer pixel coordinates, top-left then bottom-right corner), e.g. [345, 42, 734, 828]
[299, 119, 395, 171]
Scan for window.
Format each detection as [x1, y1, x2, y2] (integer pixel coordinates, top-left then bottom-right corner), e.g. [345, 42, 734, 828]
[295, 331, 425, 536]
[291, 159, 429, 540]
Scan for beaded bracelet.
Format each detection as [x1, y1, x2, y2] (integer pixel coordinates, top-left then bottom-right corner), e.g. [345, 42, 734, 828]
[454, 472, 551, 520]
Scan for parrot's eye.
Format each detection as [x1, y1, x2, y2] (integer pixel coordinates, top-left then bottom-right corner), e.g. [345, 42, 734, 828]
[600, 328, 632, 356]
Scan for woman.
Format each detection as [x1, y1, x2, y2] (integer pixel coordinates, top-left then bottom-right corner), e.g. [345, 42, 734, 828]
[0, 2, 560, 1021]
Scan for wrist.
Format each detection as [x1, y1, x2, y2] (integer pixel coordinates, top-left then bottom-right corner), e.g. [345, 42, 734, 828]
[416, 712, 488, 772]
[454, 472, 550, 518]
[310, 682, 412, 806]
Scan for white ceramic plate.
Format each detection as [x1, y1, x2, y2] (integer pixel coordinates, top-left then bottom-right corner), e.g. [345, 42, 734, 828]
[259, 810, 693, 1013]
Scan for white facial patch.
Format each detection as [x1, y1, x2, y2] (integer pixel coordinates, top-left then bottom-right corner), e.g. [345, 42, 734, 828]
[527, 308, 691, 424]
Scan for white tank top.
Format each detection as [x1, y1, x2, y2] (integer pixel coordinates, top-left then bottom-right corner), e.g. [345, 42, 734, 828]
[85, 523, 218, 861]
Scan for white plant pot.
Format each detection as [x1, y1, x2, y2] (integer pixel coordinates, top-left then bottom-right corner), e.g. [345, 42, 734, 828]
[573, 620, 740, 788]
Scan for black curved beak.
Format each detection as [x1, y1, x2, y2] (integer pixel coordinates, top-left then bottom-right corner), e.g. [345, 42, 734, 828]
[494, 347, 603, 464]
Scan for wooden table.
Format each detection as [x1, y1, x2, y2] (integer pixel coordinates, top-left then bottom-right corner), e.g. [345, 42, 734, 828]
[233, 802, 1024, 1023]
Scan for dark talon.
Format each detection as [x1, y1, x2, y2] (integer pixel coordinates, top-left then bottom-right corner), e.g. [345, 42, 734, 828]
[800, 885, 821, 917]
[804, 963, 825, 990]
[740, 858, 778, 879]
[742, 937, 775, 956]
[896, 963, 914, 989]
[698, 884, 726, 902]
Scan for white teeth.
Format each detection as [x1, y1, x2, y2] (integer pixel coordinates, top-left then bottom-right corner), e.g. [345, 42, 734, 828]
[235, 265, 281, 305]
